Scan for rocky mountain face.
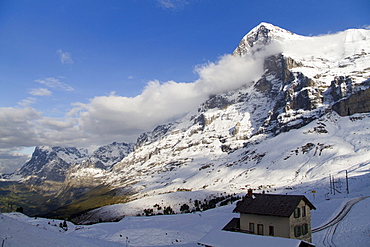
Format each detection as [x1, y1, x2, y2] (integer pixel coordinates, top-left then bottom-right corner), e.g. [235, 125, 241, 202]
[233, 22, 298, 56]
[18, 146, 88, 184]
[17, 142, 133, 185]
[83, 142, 134, 169]
[6, 23, 370, 219]
[332, 81, 370, 116]
[51, 142, 134, 201]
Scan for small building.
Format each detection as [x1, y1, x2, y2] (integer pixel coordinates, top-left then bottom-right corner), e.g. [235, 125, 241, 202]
[225, 190, 316, 243]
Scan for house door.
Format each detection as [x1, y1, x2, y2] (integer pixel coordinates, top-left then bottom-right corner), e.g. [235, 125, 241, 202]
[257, 224, 264, 235]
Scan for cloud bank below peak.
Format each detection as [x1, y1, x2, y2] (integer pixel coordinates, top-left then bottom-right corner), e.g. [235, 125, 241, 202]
[74, 54, 264, 141]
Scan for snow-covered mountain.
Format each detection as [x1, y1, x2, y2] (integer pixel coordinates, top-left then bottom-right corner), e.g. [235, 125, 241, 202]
[81, 142, 134, 169]
[16, 142, 133, 183]
[17, 146, 88, 183]
[3, 23, 370, 223]
[107, 24, 369, 185]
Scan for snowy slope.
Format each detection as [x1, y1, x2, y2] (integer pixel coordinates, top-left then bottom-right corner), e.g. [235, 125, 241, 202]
[0, 213, 122, 247]
[75, 111, 370, 224]
[3, 195, 370, 247]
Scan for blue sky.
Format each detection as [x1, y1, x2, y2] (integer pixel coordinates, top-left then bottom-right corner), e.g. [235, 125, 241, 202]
[0, 0, 369, 172]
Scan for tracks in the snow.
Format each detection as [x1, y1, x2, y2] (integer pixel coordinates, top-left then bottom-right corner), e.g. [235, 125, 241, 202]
[312, 196, 369, 247]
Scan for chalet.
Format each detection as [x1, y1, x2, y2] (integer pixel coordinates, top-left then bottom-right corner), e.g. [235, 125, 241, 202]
[224, 189, 316, 243]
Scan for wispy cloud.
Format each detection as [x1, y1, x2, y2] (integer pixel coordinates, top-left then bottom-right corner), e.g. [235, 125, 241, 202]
[157, 0, 189, 9]
[29, 88, 52, 96]
[18, 97, 37, 107]
[35, 77, 74, 92]
[57, 49, 74, 64]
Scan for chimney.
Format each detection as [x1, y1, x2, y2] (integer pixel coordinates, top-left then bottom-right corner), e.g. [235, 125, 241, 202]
[247, 189, 253, 198]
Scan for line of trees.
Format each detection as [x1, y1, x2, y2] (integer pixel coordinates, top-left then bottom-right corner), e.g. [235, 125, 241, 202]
[140, 194, 241, 216]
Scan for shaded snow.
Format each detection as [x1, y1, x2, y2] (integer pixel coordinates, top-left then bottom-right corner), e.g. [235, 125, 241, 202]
[0, 213, 121, 247]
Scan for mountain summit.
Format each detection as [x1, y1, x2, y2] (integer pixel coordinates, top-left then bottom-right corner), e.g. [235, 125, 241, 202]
[233, 22, 300, 56]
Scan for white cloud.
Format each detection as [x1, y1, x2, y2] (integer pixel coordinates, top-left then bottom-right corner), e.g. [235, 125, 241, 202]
[73, 54, 264, 142]
[18, 97, 37, 107]
[0, 105, 89, 172]
[194, 54, 263, 95]
[29, 88, 52, 96]
[0, 107, 40, 173]
[279, 32, 347, 61]
[57, 49, 74, 64]
[157, 0, 188, 9]
[35, 77, 74, 91]
[0, 149, 31, 174]
[0, 107, 41, 149]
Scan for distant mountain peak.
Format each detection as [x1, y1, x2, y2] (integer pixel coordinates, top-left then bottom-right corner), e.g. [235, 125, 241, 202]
[88, 142, 134, 168]
[233, 22, 300, 56]
[17, 146, 89, 183]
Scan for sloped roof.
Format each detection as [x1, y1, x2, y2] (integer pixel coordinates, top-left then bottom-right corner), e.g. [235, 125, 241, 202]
[233, 193, 316, 217]
[198, 228, 315, 247]
[222, 218, 240, 231]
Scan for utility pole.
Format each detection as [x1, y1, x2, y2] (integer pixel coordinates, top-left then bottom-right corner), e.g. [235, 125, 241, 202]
[329, 174, 332, 194]
[346, 170, 349, 194]
[332, 175, 335, 195]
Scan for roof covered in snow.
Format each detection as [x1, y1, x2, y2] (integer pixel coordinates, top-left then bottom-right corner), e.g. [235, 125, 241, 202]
[233, 193, 316, 217]
[198, 228, 314, 247]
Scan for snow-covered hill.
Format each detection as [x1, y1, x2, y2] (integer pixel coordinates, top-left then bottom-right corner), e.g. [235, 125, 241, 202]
[2, 193, 370, 246]
[0, 212, 122, 247]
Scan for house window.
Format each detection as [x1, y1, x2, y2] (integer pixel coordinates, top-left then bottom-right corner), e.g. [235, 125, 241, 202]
[269, 226, 274, 236]
[302, 223, 308, 235]
[294, 207, 301, 218]
[249, 223, 255, 233]
[294, 225, 301, 237]
[257, 224, 264, 235]
[302, 205, 306, 217]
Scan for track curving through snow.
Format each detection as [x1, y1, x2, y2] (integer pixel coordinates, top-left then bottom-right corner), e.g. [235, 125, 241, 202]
[312, 196, 369, 247]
